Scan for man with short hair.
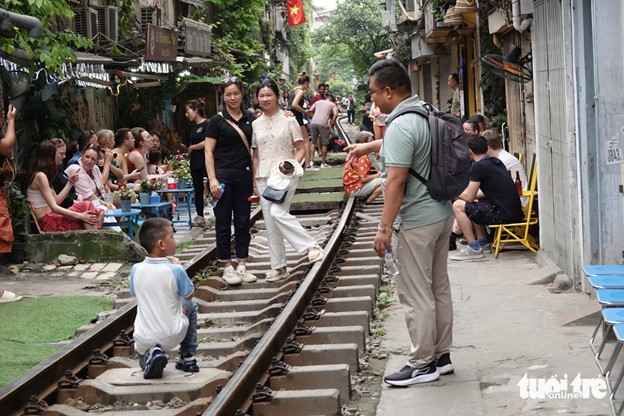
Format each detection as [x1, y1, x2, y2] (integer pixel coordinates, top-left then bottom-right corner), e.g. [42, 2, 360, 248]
[483, 129, 528, 207]
[345, 59, 455, 386]
[448, 73, 461, 118]
[310, 83, 328, 105]
[113, 128, 135, 176]
[308, 94, 338, 169]
[450, 135, 524, 261]
[346, 92, 357, 124]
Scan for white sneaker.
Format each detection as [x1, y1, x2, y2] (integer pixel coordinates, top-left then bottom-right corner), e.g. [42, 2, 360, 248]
[305, 166, 320, 172]
[320, 163, 331, 168]
[222, 269, 242, 285]
[265, 269, 289, 282]
[449, 246, 484, 261]
[237, 269, 258, 283]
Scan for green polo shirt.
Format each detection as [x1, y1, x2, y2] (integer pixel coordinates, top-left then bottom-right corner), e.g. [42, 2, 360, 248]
[380, 96, 453, 229]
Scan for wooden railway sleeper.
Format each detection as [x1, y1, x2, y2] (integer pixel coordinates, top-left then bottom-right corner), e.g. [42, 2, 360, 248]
[269, 357, 291, 376]
[57, 369, 81, 389]
[22, 395, 48, 415]
[252, 383, 275, 403]
[282, 338, 303, 354]
[88, 348, 109, 366]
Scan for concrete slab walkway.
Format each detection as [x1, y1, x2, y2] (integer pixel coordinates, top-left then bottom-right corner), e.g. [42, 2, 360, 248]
[376, 250, 610, 415]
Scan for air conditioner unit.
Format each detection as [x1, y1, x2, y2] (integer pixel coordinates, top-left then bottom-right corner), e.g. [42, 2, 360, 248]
[71, 7, 98, 39]
[140, 7, 158, 33]
[273, 6, 285, 32]
[92, 5, 118, 42]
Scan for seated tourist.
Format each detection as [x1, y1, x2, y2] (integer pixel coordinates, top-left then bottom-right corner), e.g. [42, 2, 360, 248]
[463, 119, 481, 135]
[342, 131, 382, 204]
[65, 144, 111, 202]
[27, 141, 103, 232]
[49, 138, 79, 209]
[483, 129, 528, 207]
[450, 135, 524, 261]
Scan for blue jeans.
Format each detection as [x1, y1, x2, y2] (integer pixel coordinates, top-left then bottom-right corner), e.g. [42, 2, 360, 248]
[213, 168, 253, 262]
[137, 299, 198, 369]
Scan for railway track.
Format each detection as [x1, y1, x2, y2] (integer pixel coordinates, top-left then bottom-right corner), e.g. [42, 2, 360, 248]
[0, 121, 386, 416]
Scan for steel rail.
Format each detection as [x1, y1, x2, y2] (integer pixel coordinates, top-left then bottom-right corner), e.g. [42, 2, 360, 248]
[0, 207, 263, 415]
[202, 197, 356, 416]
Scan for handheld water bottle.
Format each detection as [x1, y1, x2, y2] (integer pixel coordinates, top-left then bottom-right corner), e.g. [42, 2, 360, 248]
[384, 248, 400, 276]
[208, 183, 225, 208]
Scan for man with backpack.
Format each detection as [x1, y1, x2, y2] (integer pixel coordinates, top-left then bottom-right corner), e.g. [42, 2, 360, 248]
[345, 59, 455, 387]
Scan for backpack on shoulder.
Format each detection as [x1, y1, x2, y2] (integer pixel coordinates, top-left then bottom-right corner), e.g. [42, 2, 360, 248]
[385, 103, 471, 201]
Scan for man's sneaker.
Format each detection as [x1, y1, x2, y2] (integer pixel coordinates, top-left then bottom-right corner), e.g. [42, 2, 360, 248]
[143, 344, 168, 379]
[320, 163, 331, 168]
[265, 269, 289, 282]
[480, 243, 492, 254]
[237, 270, 258, 283]
[458, 237, 468, 245]
[383, 362, 439, 387]
[449, 246, 484, 261]
[222, 269, 242, 285]
[305, 166, 320, 172]
[175, 355, 200, 373]
[435, 353, 454, 375]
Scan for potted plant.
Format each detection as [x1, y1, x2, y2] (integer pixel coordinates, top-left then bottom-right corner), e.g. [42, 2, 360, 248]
[167, 154, 192, 189]
[139, 178, 164, 204]
[6, 182, 29, 263]
[114, 182, 134, 212]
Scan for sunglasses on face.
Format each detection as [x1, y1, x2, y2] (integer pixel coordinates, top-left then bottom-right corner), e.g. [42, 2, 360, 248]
[222, 76, 240, 86]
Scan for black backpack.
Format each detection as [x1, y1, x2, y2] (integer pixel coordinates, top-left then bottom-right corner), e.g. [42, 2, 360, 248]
[385, 103, 471, 201]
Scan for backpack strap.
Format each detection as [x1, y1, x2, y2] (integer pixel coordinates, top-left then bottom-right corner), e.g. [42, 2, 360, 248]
[384, 105, 430, 186]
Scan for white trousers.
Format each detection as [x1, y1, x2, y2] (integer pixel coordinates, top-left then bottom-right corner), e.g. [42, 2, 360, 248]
[257, 177, 316, 270]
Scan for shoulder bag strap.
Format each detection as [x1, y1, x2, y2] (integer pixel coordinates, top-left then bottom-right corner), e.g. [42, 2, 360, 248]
[218, 112, 250, 155]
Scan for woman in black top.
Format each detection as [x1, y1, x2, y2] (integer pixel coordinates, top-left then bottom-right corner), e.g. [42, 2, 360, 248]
[205, 77, 257, 285]
[185, 99, 209, 226]
[288, 72, 312, 169]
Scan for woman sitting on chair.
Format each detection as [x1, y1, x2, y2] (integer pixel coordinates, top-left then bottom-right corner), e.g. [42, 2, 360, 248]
[27, 141, 103, 232]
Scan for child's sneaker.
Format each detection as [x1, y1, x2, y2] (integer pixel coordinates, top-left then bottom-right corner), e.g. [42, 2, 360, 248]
[143, 344, 168, 379]
[175, 354, 200, 373]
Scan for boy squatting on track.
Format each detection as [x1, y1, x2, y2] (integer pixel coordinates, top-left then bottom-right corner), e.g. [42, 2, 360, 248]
[130, 218, 199, 379]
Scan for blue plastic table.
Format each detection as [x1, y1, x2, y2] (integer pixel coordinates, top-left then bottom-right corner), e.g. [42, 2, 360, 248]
[157, 188, 194, 229]
[103, 209, 142, 239]
[131, 201, 172, 218]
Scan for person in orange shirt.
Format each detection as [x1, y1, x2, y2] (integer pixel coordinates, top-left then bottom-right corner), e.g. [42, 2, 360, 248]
[343, 131, 382, 204]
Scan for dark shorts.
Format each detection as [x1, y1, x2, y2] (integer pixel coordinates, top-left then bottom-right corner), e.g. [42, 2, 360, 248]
[292, 110, 304, 126]
[465, 199, 508, 225]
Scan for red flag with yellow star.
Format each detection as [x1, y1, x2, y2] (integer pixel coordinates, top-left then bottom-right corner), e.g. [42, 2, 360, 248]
[287, 0, 306, 26]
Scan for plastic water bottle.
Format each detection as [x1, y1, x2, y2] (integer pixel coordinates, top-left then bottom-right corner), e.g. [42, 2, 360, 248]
[384, 248, 400, 276]
[207, 183, 225, 208]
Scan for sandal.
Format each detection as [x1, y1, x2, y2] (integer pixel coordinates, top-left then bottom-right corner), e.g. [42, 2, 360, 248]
[0, 290, 22, 303]
[307, 244, 325, 264]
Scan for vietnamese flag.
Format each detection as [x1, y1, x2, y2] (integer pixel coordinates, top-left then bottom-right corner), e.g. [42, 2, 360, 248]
[287, 0, 306, 26]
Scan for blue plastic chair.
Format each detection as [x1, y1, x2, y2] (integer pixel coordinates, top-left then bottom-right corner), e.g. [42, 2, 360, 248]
[591, 290, 624, 376]
[584, 265, 624, 276]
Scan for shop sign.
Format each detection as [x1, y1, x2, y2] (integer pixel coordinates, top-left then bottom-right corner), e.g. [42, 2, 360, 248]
[183, 18, 211, 57]
[145, 24, 178, 62]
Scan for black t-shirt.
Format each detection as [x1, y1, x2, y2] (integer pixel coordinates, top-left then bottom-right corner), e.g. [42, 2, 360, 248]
[205, 110, 256, 169]
[186, 119, 209, 169]
[51, 168, 78, 209]
[470, 155, 524, 222]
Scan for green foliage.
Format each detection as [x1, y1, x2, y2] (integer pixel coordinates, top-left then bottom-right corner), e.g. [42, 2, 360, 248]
[313, 0, 390, 76]
[206, 0, 269, 81]
[6, 182, 29, 242]
[0, 0, 93, 74]
[314, 43, 355, 84]
[327, 79, 353, 98]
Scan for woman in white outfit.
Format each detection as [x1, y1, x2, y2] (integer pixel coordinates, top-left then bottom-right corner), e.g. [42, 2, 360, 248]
[251, 79, 324, 282]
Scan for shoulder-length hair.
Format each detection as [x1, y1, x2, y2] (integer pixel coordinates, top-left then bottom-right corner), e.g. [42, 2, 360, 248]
[28, 140, 58, 186]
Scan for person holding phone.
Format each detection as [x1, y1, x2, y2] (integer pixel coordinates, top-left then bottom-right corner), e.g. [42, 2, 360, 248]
[252, 79, 324, 283]
[27, 140, 104, 231]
